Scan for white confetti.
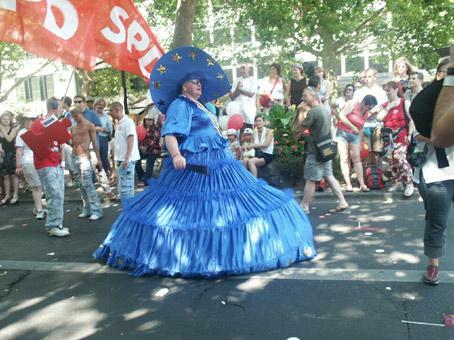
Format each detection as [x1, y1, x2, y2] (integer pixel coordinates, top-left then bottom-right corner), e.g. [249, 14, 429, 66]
[154, 288, 169, 297]
[0, 271, 7, 276]
[221, 300, 226, 305]
[364, 232, 373, 236]
[385, 287, 392, 291]
[375, 249, 385, 253]
[47, 252, 55, 256]
[287, 338, 301, 340]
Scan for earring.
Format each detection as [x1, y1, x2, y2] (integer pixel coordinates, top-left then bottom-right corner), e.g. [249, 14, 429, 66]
[182, 87, 187, 92]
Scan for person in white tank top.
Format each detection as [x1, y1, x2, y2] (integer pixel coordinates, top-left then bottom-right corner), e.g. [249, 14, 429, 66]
[244, 115, 274, 177]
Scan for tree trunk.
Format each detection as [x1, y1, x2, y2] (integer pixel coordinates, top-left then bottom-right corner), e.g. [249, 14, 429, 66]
[171, 0, 196, 48]
[0, 61, 51, 103]
[76, 69, 92, 97]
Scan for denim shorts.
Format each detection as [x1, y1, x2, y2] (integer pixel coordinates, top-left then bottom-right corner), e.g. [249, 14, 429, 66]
[304, 153, 333, 181]
[336, 129, 360, 145]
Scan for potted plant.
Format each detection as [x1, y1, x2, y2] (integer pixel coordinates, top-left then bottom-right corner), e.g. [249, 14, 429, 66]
[266, 104, 305, 187]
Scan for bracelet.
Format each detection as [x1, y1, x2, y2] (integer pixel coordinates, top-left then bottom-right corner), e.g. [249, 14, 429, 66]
[443, 75, 454, 87]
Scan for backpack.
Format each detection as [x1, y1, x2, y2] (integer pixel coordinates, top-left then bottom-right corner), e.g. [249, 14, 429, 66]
[365, 165, 385, 190]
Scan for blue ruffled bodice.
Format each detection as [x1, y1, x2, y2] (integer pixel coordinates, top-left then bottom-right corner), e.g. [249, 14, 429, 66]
[94, 97, 316, 278]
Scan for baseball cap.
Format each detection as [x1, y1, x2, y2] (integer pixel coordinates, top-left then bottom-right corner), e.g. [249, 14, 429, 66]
[227, 128, 237, 136]
[243, 128, 253, 134]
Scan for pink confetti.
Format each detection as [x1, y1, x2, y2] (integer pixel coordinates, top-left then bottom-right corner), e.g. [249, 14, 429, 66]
[443, 314, 454, 327]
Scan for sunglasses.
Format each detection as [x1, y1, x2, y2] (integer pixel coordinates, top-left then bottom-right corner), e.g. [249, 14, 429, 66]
[187, 79, 201, 85]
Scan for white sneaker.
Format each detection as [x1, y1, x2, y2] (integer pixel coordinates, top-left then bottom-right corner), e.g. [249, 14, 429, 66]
[36, 210, 45, 220]
[404, 183, 415, 197]
[48, 227, 70, 237]
[89, 214, 103, 221]
[78, 212, 90, 218]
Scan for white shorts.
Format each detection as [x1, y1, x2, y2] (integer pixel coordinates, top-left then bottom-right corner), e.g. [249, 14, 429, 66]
[22, 163, 41, 188]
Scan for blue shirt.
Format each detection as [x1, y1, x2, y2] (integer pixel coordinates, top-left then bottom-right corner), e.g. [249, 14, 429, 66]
[64, 109, 102, 128]
[83, 109, 102, 128]
[98, 113, 113, 137]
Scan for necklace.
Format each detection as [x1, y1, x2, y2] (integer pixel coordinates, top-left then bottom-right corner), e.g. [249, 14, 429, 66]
[181, 95, 223, 137]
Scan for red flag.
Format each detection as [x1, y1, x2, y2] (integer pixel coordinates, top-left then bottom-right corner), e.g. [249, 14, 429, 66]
[0, 0, 164, 80]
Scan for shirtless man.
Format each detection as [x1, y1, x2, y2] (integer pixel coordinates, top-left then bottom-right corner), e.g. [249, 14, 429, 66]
[70, 105, 103, 221]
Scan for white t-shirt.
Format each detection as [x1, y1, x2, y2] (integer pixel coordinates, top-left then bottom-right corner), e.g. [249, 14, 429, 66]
[353, 84, 387, 105]
[15, 128, 34, 164]
[231, 76, 258, 124]
[114, 116, 140, 162]
[414, 144, 454, 184]
[258, 77, 285, 102]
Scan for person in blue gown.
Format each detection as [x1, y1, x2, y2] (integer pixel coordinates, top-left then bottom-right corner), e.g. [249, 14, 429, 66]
[94, 46, 316, 277]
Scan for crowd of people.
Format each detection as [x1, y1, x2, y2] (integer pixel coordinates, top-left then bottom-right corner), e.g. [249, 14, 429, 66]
[0, 47, 452, 285]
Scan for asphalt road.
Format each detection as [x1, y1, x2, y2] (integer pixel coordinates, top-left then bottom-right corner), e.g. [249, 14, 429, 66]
[0, 193, 453, 340]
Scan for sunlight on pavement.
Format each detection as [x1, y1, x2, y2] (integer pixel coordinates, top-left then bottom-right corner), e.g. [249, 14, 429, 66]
[0, 296, 106, 339]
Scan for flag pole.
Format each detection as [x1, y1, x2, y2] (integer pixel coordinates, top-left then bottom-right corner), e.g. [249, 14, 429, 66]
[63, 68, 75, 98]
[121, 71, 129, 115]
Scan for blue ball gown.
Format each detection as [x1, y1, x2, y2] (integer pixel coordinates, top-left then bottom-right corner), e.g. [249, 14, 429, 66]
[94, 96, 316, 277]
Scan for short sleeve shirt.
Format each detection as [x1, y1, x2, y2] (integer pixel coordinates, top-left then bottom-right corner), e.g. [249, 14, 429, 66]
[15, 128, 34, 164]
[114, 116, 140, 162]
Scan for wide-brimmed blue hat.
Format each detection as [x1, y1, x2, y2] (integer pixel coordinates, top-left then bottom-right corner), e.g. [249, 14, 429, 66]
[149, 46, 231, 114]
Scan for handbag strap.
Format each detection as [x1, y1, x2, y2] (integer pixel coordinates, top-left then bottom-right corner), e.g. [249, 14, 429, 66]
[269, 77, 279, 95]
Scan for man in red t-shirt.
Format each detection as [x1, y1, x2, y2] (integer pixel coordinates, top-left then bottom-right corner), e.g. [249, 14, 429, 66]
[30, 97, 69, 237]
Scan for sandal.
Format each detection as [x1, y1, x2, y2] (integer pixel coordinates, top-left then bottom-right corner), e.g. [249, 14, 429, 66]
[360, 186, 370, 192]
[345, 185, 353, 192]
[0, 195, 11, 206]
[9, 194, 19, 205]
[301, 205, 310, 214]
[331, 205, 349, 213]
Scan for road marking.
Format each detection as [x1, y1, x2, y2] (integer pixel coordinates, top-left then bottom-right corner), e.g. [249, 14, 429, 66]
[1, 260, 454, 283]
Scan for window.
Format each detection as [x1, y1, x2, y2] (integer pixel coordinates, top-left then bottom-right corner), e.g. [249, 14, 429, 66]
[369, 55, 388, 73]
[345, 56, 364, 74]
[16, 75, 54, 103]
[223, 68, 233, 84]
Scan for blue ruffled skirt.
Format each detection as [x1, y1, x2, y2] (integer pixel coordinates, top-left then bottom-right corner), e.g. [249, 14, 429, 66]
[94, 135, 316, 277]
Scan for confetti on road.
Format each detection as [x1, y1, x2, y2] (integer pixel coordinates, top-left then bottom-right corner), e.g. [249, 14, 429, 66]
[443, 314, 454, 327]
[47, 252, 55, 256]
[0, 271, 7, 276]
[364, 232, 373, 236]
[287, 338, 301, 340]
[221, 300, 226, 305]
[385, 287, 392, 291]
[375, 249, 385, 253]
[154, 288, 169, 297]
[66, 209, 71, 212]
[21, 224, 28, 227]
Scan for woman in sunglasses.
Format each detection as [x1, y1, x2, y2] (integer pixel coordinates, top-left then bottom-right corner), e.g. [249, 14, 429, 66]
[95, 47, 316, 278]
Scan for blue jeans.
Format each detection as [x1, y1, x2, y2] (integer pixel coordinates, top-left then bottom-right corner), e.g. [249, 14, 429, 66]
[38, 166, 64, 228]
[73, 155, 102, 217]
[418, 174, 454, 258]
[135, 154, 157, 183]
[116, 161, 136, 203]
[98, 135, 111, 174]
